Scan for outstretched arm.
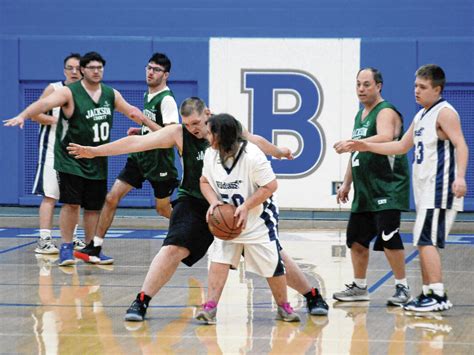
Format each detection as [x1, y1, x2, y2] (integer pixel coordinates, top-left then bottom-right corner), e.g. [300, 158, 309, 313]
[67, 124, 182, 158]
[3, 87, 71, 129]
[348, 122, 415, 155]
[243, 130, 293, 160]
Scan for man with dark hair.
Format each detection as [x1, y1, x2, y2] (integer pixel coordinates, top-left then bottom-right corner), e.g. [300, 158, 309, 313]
[349, 64, 468, 312]
[333, 67, 412, 306]
[4, 51, 154, 266]
[74, 53, 179, 264]
[24, 53, 85, 254]
[68, 97, 329, 322]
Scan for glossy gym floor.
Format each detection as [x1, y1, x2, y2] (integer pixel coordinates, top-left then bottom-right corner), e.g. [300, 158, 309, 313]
[1, 227, 473, 354]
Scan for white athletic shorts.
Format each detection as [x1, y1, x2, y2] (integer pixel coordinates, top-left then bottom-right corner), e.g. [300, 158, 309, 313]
[413, 208, 458, 249]
[209, 238, 285, 278]
[32, 164, 60, 200]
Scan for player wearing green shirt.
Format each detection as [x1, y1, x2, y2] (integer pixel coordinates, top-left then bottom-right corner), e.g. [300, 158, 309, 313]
[333, 68, 411, 306]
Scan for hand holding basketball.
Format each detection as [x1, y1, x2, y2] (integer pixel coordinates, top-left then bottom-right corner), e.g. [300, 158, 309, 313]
[208, 204, 243, 240]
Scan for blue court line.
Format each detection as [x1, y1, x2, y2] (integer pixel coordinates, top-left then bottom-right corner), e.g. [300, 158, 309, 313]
[0, 241, 36, 254]
[368, 249, 419, 294]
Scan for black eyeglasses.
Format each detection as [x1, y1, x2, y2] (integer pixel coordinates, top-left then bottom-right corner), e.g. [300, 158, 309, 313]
[146, 65, 165, 73]
[85, 65, 104, 71]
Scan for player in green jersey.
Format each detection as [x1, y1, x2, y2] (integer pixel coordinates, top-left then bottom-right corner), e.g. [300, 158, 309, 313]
[68, 97, 329, 322]
[332, 68, 411, 306]
[4, 51, 156, 267]
[75, 53, 179, 264]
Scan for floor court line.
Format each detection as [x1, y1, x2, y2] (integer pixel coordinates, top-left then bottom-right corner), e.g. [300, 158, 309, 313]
[368, 249, 419, 293]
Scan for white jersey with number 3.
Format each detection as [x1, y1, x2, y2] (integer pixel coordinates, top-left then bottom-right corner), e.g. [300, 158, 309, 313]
[202, 141, 279, 242]
[412, 99, 463, 211]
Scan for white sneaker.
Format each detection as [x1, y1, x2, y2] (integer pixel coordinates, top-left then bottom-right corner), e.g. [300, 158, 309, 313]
[73, 237, 86, 250]
[35, 237, 59, 254]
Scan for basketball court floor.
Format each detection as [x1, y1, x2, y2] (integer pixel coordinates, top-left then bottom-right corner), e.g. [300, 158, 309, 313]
[1, 227, 473, 354]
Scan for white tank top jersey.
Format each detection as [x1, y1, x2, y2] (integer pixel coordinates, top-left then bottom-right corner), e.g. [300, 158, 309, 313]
[412, 99, 463, 211]
[202, 141, 279, 243]
[37, 81, 63, 167]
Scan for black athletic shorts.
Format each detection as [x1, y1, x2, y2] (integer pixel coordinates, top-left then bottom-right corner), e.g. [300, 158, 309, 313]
[57, 172, 106, 211]
[346, 210, 404, 251]
[118, 157, 179, 199]
[162, 196, 213, 266]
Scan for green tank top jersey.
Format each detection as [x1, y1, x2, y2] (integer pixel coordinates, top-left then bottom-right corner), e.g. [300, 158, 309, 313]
[54, 81, 115, 180]
[129, 90, 178, 182]
[351, 101, 409, 212]
[177, 125, 209, 199]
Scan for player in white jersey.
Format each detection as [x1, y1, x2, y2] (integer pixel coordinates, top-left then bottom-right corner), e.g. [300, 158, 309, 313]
[30, 54, 85, 254]
[197, 113, 300, 323]
[349, 64, 468, 312]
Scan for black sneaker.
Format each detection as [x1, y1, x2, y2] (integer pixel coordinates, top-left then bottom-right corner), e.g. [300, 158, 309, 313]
[74, 241, 101, 264]
[306, 288, 329, 316]
[125, 293, 150, 322]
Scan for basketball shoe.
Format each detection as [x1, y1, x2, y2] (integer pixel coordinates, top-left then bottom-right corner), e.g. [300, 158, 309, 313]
[387, 284, 412, 306]
[305, 288, 329, 315]
[403, 291, 452, 312]
[196, 301, 217, 324]
[72, 237, 86, 250]
[74, 242, 114, 264]
[125, 292, 151, 322]
[276, 302, 301, 322]
[333, 282, 370, 302]
[35, 236, 59, 254]
[58, 242, 75, 266]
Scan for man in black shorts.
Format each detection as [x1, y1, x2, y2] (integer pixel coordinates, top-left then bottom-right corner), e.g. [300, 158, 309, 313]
[68, 97, 329, 321]
[74, 53, 179, 264]
[333, 68, 411, 306]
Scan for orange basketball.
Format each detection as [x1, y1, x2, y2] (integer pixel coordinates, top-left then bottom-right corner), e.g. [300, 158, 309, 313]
[208, 204, 242, 240]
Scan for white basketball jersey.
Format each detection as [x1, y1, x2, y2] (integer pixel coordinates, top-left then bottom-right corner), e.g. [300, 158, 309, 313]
[202, 141, 278, 242]
[412, 99, 463, 211]
[37, 81, 63, 167]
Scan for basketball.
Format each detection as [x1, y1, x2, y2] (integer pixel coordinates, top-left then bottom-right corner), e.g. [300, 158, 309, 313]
[208, 204, 242, 240]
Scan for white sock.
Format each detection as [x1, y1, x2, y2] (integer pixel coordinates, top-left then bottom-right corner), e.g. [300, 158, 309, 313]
[39, 229, 52, 239]
[429, 283, 445, 297]
[395, 278, 408, 288]
[354, 278, 367, 288]
[93, 236, 103, 247]
[422, 285, 430, 295]
[73, 224, 79, 238]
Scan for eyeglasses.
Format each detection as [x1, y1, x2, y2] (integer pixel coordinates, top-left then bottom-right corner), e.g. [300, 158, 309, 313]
[84, 65, 104, 71]
[65, 66, 80, 72]
[146, 65, 165, 73]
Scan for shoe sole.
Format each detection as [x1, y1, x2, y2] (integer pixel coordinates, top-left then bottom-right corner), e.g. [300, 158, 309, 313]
[35, 249, 59, 255]
[387, 297, 412, 307]
[98, 259, 114, 265]
[276, 314, 301, 322]
[404, 302, 453, 312]
[196, 313, 216, 324]
[333, 296, 370, 302]
[310, 308, 329, 316]
[59, 259, 76, 266]
[124, 314, 144, 322]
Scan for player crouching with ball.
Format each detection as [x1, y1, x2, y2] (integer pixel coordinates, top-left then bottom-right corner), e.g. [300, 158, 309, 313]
[197, 113, 300, 324]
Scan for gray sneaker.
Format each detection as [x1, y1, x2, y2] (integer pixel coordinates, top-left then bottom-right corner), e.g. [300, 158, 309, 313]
[196, 302, 217, 324]
[276, 303, 301, 322]
[35, 237, 59, 255]
[333, 282, 370, 302]
[73, 237, 86, 250]
[387, 284, 412, 306]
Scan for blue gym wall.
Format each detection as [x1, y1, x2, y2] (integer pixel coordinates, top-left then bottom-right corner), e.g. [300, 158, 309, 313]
[1, 0, 473, 210]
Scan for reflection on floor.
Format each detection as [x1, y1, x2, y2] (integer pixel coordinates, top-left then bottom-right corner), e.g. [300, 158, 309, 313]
[0, 228, 473, 354]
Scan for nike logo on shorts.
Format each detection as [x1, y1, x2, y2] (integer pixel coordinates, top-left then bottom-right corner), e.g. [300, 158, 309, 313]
[382, 228, 399, 241]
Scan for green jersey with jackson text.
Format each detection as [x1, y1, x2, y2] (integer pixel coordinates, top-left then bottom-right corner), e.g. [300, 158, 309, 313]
[351, 101, 409, 212]
[54, 80, 115, 180]
[129, 90, 178, 182]
[177, 125, 209, 199]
